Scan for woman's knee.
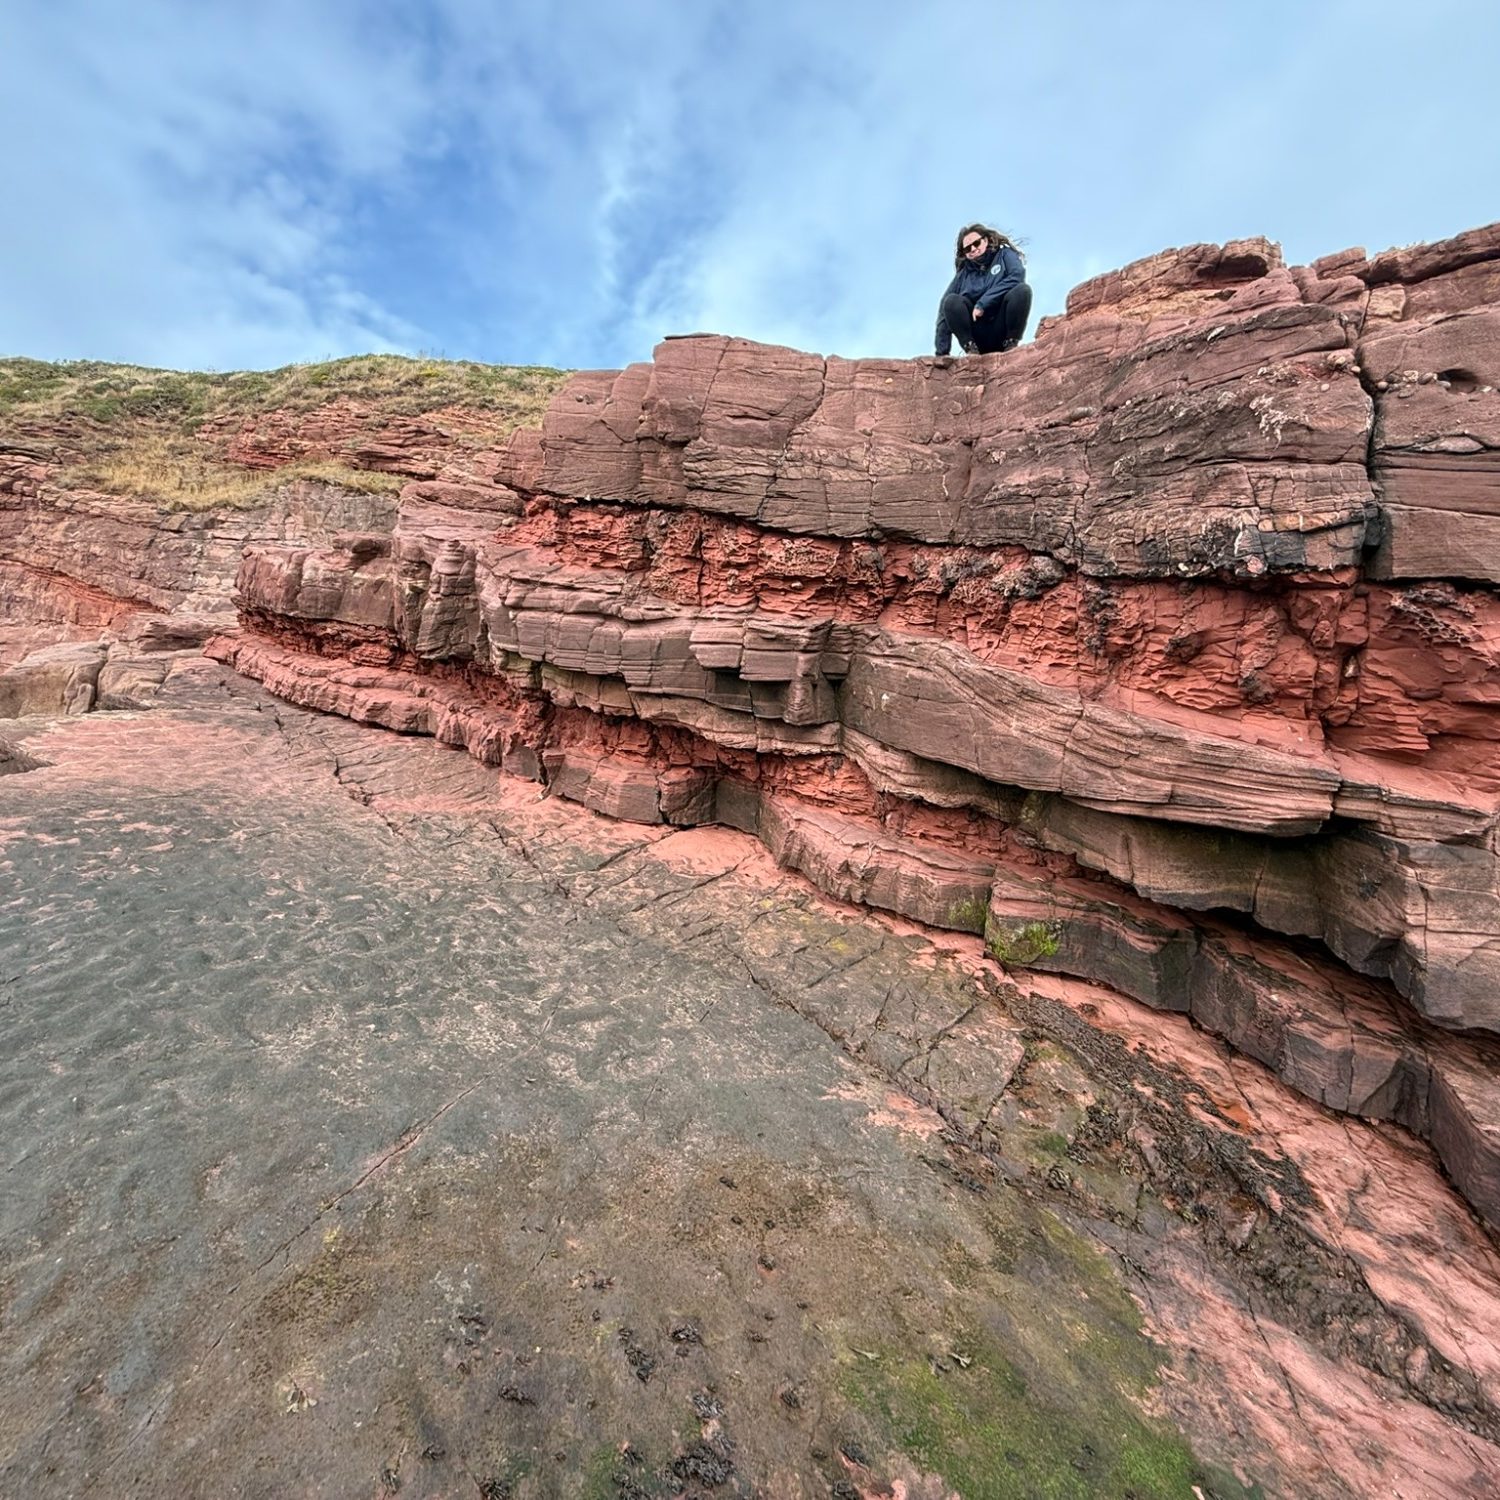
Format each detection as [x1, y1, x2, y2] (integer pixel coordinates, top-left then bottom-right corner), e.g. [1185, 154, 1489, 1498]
[941, 291, 972, 323]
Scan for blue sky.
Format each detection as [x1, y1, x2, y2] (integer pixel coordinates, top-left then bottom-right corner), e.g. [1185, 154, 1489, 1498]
[3, 0, 1498, 373]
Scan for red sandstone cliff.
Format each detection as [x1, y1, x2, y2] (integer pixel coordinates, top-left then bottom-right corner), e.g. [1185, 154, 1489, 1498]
[192, 226, 1500, 1232]
[0, 360, 561, 702]
[8, 232, 1500, 1495]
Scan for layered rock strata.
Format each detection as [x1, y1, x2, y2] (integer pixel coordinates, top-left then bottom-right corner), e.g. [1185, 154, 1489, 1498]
[1, 446, 397, 631]
[214, 226, 1500, 1226]
[0, 439, 398, 705]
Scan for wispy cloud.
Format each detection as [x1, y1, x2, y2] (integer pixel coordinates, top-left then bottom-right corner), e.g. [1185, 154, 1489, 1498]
[0, 1, 442, 365]
[2, 0, 1497, 372]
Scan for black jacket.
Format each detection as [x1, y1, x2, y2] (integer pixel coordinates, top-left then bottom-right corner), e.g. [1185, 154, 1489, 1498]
[934, 245, 1027, 354]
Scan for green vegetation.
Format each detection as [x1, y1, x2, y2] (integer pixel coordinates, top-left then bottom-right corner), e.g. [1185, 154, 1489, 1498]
[843, 1348, 1205, 1498]
[985, 917, 1062, 966]
[0, 353, 567, 425]
[580, 1445, 650, 1499]
[72, 434, 405, 510]
[0, 353, 571, 512]
[945, 894, 991, 933]
[843, 1216, 1262, 1499]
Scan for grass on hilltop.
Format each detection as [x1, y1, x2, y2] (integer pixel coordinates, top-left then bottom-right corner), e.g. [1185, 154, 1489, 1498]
[0, 354, 570, 511]
[0, 353, 568, 425]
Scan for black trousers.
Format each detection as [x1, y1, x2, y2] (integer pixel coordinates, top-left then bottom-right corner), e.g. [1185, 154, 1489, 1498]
[940, 284, 1033, 352]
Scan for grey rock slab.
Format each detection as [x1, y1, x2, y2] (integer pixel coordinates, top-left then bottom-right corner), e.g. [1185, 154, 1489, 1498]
[0, 677, 1220, 1499]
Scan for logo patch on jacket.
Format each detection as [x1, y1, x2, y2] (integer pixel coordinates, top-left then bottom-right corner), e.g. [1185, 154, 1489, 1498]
[991, 265, 1003, 275]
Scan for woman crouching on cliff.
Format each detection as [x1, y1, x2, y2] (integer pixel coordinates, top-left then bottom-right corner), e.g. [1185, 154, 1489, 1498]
[935, 224, 1032, 356]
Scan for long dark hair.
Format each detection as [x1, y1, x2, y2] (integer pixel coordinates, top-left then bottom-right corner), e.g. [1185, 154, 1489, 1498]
[953, 223, 1024, 271]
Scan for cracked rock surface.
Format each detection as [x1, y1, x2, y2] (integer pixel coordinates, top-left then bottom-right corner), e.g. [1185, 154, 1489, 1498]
[3, 666, 1500, 1498]
[6, 224, 1500, 1498]
[210, 224, 1500, 1236]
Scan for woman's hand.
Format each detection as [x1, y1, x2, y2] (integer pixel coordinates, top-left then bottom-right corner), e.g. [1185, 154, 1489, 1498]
[972, 307, 984, 320]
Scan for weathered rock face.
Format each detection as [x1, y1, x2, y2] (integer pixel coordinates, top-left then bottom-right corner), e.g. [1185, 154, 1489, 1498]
[0, 640, 107, 717]
[11, 679, 1500, 1499]
[1, 460, 396, 622]
[0, 433, 400, 701]
[213, 223, 1500, 1232]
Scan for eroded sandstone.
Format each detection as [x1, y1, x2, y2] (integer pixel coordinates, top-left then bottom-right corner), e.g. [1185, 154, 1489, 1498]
[7, 235, 1500, 1497]
[210, 225, 1500, 1235]
[9, 678, 1500, 1497]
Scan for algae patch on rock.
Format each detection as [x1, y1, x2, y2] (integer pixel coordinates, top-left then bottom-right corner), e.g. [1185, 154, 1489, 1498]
[841, 1213, 1261, 1500]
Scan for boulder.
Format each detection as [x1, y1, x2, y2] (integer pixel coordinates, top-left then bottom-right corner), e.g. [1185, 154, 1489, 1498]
[0, 641, 106, 717]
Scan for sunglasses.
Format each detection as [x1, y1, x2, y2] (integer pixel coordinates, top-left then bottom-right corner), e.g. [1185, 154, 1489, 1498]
[962, 238, 986, 254]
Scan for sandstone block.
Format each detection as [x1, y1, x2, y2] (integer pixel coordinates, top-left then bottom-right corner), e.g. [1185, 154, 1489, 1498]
[0, 641, 106, 717]
[95, 653, 174, 709]
[752, 793, 996, 932]
[841, 634, 1339, 835]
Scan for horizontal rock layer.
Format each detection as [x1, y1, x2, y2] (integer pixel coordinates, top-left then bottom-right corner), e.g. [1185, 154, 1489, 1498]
[214, 223, 1500, 1224]
[0, 436, 401, 647]
[207, 627, 1500, 1235]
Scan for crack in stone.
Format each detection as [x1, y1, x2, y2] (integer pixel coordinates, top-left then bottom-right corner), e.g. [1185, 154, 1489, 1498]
[1244, 1297, 1351, 1497]
[205, 1076, 493, 1356]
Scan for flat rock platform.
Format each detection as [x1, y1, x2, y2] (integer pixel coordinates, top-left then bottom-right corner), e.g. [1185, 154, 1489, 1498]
[3, 664, 1497, 1499]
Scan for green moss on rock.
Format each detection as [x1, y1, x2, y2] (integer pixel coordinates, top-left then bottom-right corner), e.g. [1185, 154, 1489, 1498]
[946, 895, 991, 933]
[985, 917, 1062, 967]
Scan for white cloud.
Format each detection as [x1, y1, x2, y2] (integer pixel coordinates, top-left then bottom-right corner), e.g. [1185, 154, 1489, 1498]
[0, 1, 440, 366]
[2, 0, 1497, 372]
